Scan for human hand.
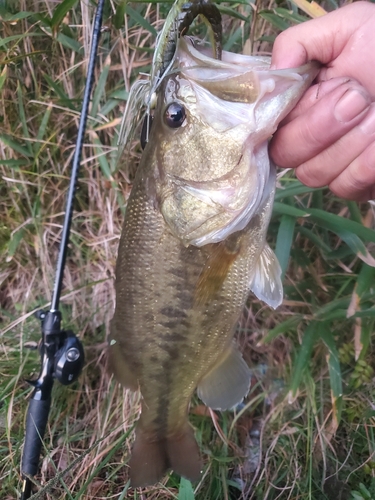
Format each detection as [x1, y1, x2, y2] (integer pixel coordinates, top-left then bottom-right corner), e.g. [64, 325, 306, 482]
[269, 1, 375, 201]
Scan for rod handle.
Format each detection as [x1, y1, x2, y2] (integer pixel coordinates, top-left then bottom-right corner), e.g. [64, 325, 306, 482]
[21, 397, 51, 476]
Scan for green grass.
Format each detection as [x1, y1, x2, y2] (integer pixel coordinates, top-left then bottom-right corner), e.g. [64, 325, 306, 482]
[1, 0, 375, 498]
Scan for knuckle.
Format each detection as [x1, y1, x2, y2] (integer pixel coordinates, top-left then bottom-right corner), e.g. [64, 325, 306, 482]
[296, 163, 326, 188]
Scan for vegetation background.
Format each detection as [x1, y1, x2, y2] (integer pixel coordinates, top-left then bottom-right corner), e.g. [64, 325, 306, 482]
[1, 0, 375, 498]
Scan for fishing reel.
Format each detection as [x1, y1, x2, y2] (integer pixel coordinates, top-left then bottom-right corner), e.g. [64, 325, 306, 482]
[53, 329, 84, 385]
[34, 310, 85, 386]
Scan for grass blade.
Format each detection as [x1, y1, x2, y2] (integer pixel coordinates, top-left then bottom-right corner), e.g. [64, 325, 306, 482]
[273, 202, 375, 244]
[17, 83, 33, 156]
[178, 477, 195, 500]
[321, 327, 343, 424]
[125, 5, 157, 36]
[0, 134, 34, 157]
[50, 0, 78, 31]
[262, 315, 301, 343]
[275, 214, 296, 280]
[259, 10, 290, 30]
[290, 321, 321, 396]
[91, 56, 111, 117]
[35, 103, 53, 154]
[0, 66, 7, 93]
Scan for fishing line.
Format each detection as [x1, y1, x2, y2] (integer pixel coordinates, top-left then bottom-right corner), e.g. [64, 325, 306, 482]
[20, 0, 105, 498]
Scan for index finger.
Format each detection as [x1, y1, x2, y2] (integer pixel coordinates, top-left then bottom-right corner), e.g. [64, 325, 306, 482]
[271, 2, 367, 69]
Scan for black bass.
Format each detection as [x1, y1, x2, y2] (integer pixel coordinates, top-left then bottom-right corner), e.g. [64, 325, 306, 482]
[109, 37, 319, 487]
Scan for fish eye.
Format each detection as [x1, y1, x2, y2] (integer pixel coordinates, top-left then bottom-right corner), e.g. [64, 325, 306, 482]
[164, 102, 186, 128]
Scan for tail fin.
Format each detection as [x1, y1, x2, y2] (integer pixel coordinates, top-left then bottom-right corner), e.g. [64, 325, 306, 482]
[129, 426, 202, 487]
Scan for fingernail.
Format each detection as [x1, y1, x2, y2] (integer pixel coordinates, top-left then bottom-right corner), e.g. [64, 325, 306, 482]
[334, 89, 370, 123]
[359, 105, 375, 135]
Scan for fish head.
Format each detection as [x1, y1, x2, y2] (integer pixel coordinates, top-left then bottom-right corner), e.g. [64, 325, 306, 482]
[149, 38, 319, 246]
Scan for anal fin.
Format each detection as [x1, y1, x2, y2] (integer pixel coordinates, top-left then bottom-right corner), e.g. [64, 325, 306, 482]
[197, 345, 251, 410]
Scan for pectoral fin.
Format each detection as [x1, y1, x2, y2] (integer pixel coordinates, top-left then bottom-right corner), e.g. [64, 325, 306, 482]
[195, 235, 242, 305]
[197, 345, 251, 410]
[250, 243, 283, 309]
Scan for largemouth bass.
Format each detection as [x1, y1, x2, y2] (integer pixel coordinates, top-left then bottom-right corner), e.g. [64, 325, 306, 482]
[109, 36, 319, 487]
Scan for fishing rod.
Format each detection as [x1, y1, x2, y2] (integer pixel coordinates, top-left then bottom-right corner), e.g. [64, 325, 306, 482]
[20, 0, 105, 498]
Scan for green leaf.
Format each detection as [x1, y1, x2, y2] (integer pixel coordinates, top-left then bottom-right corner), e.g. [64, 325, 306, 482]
[50, 0, 78, 30]
[43, 74, 72, 104]
[117, 481, 131, 500]
[338, 231, 375, 266]
[359, 483, 371, 496]
[109, 89, 129, 100]
[273, 201, 310, 218]
[0, 66, 7, 93]
[290, 321, 321, 395]
[114, 1, 127, 29]
[99, 99, 121, 117]
[354, 309, 375, 319]
[32, 12, 53, 27]
[275, 182, 320, 201]
[0, 159, 29, 167]
[351, 493, 365, 500]
[35, 103, 53, 153]
[346, 200, 363, 224]
[125, 5, 157, 36]
[262, 316, 301, 343]
[275, 214, 296, 280]
[297, 227, 332, 254]
[315, 296, 351, 318]
[91, 56, 110, 117]
[362, 409, 375, 419]
[0, 32, 44, 48]
[321, 328, 343, 423]
[357, 263, 375, 298]
[56, 32, 82, 53]
[359, 320, 374, 359]
[178, 477, 195, 500]
[0, 134, 34, 158]
[273, 202, 375, 244]
[308, 207, 375, 244]
[259, 10, 290, 31]
[17, 83, 32, 155]
[93, 135, 126, 212]
[223, 26, 243, 51]
[217, 5, 249, 22]
[7, 227, 26, 260]
[274, 7, 308, 24]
